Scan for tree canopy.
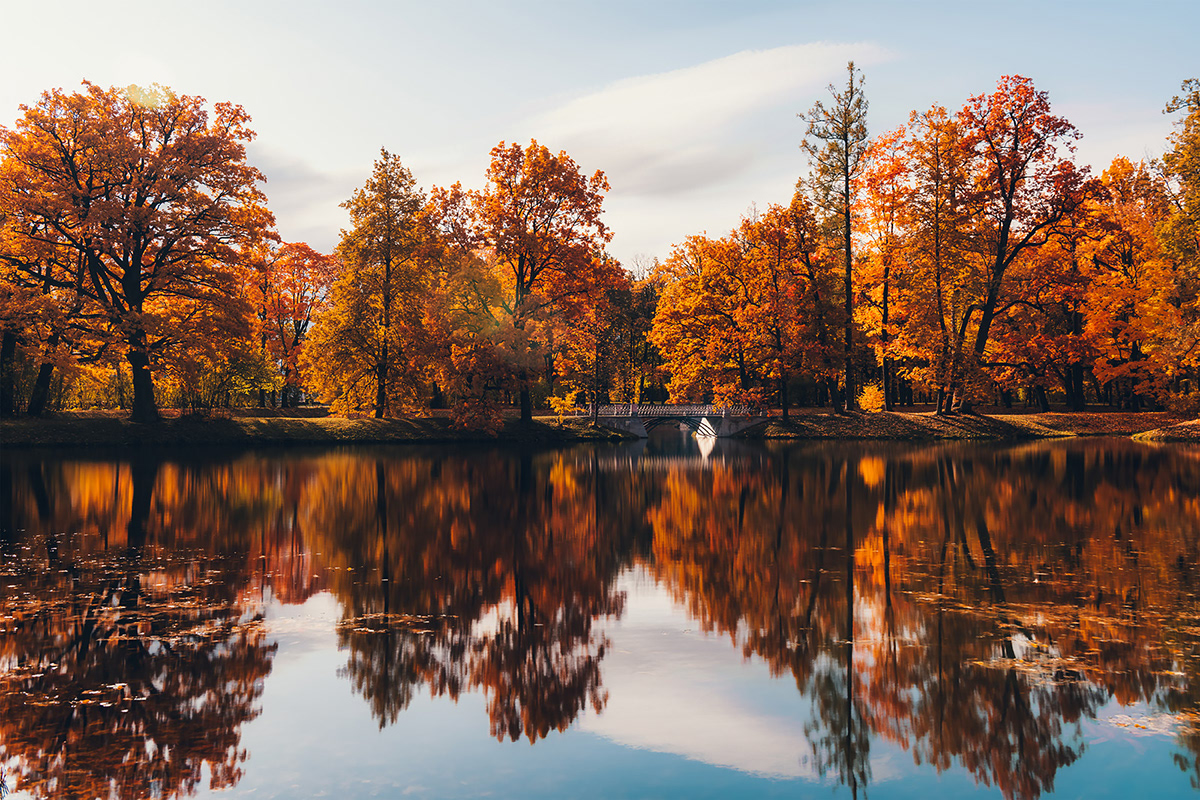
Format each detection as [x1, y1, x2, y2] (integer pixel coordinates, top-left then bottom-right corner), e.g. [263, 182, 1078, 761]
[2, 74, 1197, 421]
[0, 82, 273, 420]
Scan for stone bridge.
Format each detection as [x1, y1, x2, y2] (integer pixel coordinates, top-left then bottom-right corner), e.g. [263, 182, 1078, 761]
[583, 404, 766, 438]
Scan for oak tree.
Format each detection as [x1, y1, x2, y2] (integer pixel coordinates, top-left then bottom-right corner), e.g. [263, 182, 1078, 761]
[956, 75, 1087, 407]
[0, 82, 273, 421]
[470, 140, 611, 422]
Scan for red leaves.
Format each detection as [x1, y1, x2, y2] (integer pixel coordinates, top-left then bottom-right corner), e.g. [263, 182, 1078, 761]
[1, 82, 275, 419]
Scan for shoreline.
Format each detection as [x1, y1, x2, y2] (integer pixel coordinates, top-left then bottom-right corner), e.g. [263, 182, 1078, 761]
[751, 410, 1199, 442]
[2, 409, 1196, 449]
[0, 414, 633, 449]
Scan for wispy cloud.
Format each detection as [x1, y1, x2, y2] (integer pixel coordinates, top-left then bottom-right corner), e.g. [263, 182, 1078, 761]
[248, 145, 358, 252]
[529, 42, 891, 198]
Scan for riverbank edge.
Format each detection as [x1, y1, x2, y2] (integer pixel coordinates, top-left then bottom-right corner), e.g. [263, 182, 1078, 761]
[747, 411, 1194, 441]
[0, 415, 636, 449]
[1132, 418, 1200, 442]
[2, 411, 1195, 448]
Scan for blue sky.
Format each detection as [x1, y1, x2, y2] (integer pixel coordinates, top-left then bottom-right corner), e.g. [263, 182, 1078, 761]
[2, 1, 1196, 266]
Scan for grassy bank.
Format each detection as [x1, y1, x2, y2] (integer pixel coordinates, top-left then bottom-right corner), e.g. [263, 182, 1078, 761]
[1132, 417, 1200, 442]
[750, 409, 1194, 441]
[1, 408, 1193, 448]
[0, 411, 633, 448]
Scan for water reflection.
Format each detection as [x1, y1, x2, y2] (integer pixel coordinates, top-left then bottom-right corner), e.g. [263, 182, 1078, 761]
[304, 452, 627, 741]
[0, 456, 276, 799]
[1, 439, 1198, 798]
[645, 440, 1200, 798]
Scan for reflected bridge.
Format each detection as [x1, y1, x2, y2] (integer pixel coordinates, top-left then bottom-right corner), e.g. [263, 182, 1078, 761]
[586, 404, 767, 438]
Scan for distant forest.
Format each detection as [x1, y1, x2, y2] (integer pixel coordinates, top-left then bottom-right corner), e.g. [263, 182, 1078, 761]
[2, 72, 1197, 425]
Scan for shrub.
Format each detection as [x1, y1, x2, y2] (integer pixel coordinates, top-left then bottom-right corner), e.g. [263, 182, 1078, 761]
[858, 382, 886, 412]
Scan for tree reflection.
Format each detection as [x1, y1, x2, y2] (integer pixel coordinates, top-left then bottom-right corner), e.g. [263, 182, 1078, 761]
[644, 440, 1200, 800]
[305, 449, 628, 741]
[0, 453, 278, 799]
[3, 439, 1198, 796]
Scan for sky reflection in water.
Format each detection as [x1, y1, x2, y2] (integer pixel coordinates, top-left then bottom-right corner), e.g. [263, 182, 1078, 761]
[1, 434, 1198, 799]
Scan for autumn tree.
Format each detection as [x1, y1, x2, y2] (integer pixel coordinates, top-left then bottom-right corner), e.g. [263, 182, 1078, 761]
[0, 82, 273, 421]
[802, 61, 869, 411]
[648, 235, 721, 402]
[304, 150, 434, 417]
[649, 194, 840, 409]
[730, 204, 825, 414]
[0, 227, 50, 417]
[651, 234, 761, 405]
[955, 75, 1088, 408]
[1082, 158, 1179, 408]
[594, 270, 662, 406]
[551, 256, 632, 419]
[0, 211, 97, 417]
[649, 231, 773, 404]
[1160, 79, 1200, 286]
[470, 140, 612, 422]
[897, 106, 973, 412]
[988, 221, 1094, 410]
[858, 126, 911, 410]
[1158, 78, 1200, 396]
[253, 241, 335, 407]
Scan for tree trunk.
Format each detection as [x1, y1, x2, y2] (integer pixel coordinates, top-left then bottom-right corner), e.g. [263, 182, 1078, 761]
[881, 260, 893, 411]
[26, 361, 55, 417]
[842, 237, 855, 412]
[1070, 362, 1085, 411]
[127, 346, 159, 423]
[375, 344, 388, 419]
[26, 327, 61, 417]
[1035, 385, 1050, 412]
[592, 344, 601, 425]
[520, 384, 533, 423]
[780, 372, 789, 419]
[281, 368, 292, 409]
[0, 330, 15, 419]
[842, 141, 856, 413]
[948, 306, 978, 413]
[737, 350, 750, 391]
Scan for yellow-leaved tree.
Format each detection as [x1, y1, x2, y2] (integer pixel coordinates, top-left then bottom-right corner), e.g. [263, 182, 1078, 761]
[304, 149, 437, 417]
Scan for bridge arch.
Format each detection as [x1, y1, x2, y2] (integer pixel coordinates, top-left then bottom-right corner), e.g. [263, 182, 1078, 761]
[643, 416, 712, 434]
[588, 404, 764, 438]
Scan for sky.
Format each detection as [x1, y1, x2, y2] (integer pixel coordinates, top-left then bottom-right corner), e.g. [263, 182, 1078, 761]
[2, 0, 1196, 268]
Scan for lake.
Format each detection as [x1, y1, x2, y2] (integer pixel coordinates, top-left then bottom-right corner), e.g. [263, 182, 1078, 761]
[1, 434, 1198, 799]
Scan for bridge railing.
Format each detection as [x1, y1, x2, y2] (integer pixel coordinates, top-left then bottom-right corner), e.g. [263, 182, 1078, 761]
[582, 404, 756, 418]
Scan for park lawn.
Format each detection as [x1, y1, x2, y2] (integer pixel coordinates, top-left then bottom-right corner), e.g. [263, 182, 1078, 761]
[2, 408, 1195, 448]
[751, 409, 1195, 441]
[0, 410, 631, 448]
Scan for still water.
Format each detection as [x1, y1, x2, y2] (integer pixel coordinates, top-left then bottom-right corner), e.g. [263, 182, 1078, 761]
[1, 434, 1198, 799]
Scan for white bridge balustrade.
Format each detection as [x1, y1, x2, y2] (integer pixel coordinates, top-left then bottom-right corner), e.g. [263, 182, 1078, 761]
[578, 404, 765, 438]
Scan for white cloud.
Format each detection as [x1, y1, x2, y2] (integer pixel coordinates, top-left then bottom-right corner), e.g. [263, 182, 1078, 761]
[529, 42, 891, 199]
[580, 568, 905, 782]
[579, 572, 814, 778]
[247, 145, 359, 253]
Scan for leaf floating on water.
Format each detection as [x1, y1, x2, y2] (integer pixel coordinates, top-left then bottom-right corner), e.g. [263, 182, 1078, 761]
[1107, 713, 1183, 736]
